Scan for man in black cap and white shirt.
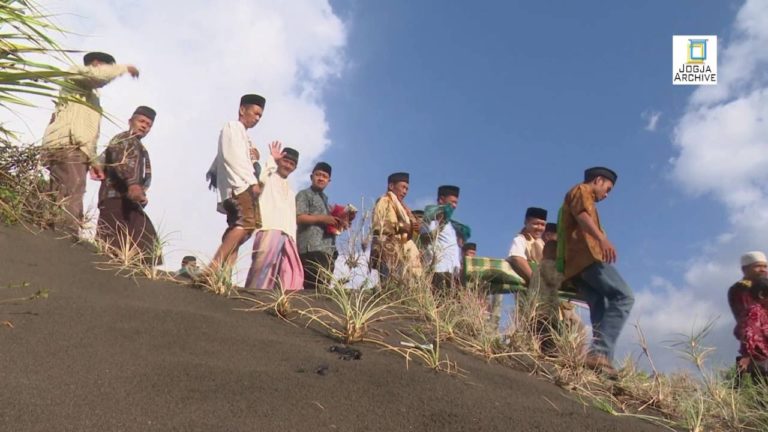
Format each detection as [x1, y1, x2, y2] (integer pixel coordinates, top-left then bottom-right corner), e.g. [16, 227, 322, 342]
[481, 207, 549, 327]
[208, 94, 267, 274]
[244, 142, 304, 291]
[424, 185, 463, 293]
[506, 207, 548, 283]
[42, 51, 140, 234]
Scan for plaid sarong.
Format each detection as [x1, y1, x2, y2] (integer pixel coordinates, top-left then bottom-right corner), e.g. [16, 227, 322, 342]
[464, 256, 526, 294]
[464, 256, 581, 300]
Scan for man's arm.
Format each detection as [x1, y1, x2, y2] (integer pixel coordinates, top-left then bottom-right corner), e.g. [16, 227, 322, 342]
[575, 211, 616, 263]
[506, 256, 533, 283]
[70, 64, 139, 89]
[296, 192, 338, 226]
[297, 214, 339, 225]
[506, 236, 533, 283]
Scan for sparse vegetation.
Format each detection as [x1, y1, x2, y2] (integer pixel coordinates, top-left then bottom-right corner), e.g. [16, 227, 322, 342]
[3, 4, 767, 430]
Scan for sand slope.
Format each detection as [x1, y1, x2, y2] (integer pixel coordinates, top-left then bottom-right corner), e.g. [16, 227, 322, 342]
[0, 226, 663, 432]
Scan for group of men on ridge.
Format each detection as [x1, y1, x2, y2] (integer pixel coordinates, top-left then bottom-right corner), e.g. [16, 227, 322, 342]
[41, 50, 671, 378]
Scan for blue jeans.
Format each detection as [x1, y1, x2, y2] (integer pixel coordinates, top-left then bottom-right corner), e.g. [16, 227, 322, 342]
[572, 262, 634, 362]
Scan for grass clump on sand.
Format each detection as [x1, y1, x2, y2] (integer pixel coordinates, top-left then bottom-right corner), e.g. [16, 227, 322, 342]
[303, 267, 411, 345]
[1, 0, 100, 231]
[0, 141, 60, 229]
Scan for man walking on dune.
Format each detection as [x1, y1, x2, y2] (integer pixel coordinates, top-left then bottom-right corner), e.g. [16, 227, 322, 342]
[558, 167, 634, 377]
[208, 94, 267, 275]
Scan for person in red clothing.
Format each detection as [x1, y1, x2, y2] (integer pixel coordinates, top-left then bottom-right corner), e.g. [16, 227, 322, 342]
[738, 277, 768, 377]
[728, 252, 768, 342]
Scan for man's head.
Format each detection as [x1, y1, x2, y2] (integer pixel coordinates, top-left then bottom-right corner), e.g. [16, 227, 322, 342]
[437, 185, 460, 209]
[310, 162, 332, 191]
[462, 242, 477, 258]
[387, 172, 410, 202]
[584, 167, 617, 202]
[412, 209, 424, 224]
[278, 147, 299, 178]
[543, 222, 558, 242]
[128, 106, 156, 139]
[238, 94, 266, 129]
[523, 207, 547, 239]
[741, 251, 768, 281]
[83, 51, 115, 67]
[181, 255, 197, 270]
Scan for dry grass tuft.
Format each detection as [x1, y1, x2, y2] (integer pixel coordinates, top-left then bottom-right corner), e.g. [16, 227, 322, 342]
[234, 286, 307, 323]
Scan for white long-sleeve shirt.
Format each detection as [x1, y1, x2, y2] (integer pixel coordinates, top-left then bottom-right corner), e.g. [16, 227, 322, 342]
[212, 120, 259, 204]
[258, 155, 297, 239]
[426, 220, 462, 275]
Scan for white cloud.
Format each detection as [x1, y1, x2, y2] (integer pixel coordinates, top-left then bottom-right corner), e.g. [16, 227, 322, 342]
[621, 0, 768, 371]
[641, 110, 662, 132]
[9, 0, 347, 277]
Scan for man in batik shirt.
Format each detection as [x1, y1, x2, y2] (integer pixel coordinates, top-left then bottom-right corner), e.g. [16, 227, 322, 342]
[296, 162, 348, 290]
[369, 172, 422, 284]
[729, 252, 768, 339]
[558, 166, 633, 377]
[96, 106, 161, 265]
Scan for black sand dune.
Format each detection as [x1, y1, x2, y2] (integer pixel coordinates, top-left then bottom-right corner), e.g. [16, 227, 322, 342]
[0, 226, 663, 431]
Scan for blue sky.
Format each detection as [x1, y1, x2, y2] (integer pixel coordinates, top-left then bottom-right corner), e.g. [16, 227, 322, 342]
[322, 1, 734, 288]
[17, 0, 767, 371]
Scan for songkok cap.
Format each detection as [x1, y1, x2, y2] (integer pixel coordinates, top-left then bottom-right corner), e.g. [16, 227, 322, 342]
[437, 185, 460, 198]
[584, 166, 618, 184]
[741, 251, 767, 267]
[462, 242, 477, 252]
[240, 94, 266, 108]
[83, 52, 115, 65]
[545, 222, 557, 233]
[313, 162, 332, 175]
[132, 105, 156, 121]
[412, 210, 424, 216]
[525, 207, 547, 220]
[282, 147, 299, 163]
[388, 172, 409, 184]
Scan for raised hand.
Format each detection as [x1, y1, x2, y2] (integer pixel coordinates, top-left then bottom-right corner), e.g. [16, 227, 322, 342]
[268, 141, 283, 160]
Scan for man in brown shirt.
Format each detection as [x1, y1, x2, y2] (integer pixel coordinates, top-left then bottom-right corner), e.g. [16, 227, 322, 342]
[559, 166, 634, 376]
[96, 106, 161, 265]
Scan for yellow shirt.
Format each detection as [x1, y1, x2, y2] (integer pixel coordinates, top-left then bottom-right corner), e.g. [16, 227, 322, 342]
[42, 64, 130, 162]
[369, 193, 421, 275]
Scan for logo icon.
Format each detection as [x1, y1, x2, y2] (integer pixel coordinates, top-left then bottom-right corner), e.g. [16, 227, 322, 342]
[673, 35, 717, 86]
[687, 39, 707, 64]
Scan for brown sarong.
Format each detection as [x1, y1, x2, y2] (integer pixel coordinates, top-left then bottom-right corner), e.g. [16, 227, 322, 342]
[97, 197, 162, 265]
